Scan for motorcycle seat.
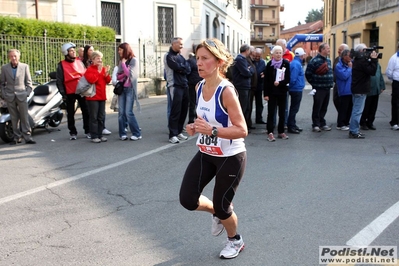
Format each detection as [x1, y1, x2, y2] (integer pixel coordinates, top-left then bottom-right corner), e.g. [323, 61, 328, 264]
[32, 85, 58, 105]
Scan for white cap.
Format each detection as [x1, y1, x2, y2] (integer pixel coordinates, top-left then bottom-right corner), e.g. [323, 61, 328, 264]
[295, 48, 306, 56]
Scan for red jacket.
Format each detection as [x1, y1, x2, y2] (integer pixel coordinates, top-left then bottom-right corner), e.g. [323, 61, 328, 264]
[84, 65, 111, 101]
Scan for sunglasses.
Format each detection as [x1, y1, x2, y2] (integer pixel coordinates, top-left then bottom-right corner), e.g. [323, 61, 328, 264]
[205, 39, 219, 50]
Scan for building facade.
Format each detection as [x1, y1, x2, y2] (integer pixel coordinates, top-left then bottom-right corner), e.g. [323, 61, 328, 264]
[249, 0, 284, 56]
[323, 0, 399, 72]
[0, 0, 251, 77]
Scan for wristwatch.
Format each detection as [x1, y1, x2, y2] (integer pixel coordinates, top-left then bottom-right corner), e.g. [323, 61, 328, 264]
[211, 126, 218, 138]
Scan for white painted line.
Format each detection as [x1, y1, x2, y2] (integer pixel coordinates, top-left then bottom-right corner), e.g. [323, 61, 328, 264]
[346, 200, 399, 246]
[0, 143, 178, 206]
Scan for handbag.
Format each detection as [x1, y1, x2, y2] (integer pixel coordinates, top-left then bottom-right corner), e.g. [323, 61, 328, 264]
[113, 81, 124, 95]
[76, 76, 96, 97]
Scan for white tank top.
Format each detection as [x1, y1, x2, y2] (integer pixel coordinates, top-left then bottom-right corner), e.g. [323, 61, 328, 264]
[195, 79, 246, 157]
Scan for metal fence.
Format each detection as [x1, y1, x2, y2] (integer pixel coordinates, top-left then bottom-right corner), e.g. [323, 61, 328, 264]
[0, 34, 120, 84]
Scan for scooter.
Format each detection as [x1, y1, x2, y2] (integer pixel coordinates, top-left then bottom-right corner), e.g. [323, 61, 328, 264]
[0, 70, 64, 143]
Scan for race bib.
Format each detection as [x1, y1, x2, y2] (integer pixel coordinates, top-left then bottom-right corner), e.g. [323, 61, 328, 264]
[196, 133, 224, 155]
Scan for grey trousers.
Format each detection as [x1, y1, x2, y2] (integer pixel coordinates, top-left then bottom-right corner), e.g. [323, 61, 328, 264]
[7, 98, 33, 141]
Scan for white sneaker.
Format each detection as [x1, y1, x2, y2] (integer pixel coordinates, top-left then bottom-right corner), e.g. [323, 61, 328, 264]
[102, 128, 111, 135]
[177, 133, 188, 140]
[70, 135, 77, 140]
[130, 135, 142, 141]
[212, 215, 225, 236]
[92, 138, 101, 143]
[340, 126, 349, 131]
[100, 137, 107, 142]
[85, 133, 91, 139]
[169, 136, 179, 144]
[219, 236, 245, 259]
[392, 124, 399, 130]
[120, 135, 127, 141]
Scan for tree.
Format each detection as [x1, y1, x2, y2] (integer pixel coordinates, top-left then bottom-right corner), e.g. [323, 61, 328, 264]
[297, 21, 302, 26]
[305, 7, 324, 23]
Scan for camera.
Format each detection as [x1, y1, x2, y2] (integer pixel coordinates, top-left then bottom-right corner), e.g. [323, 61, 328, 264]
[350, 45, 383, 60]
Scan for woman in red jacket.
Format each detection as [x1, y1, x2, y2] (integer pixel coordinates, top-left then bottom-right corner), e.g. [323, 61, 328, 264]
[84, 50, 111, 143]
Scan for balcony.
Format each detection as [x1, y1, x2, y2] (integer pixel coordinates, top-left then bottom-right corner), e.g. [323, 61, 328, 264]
[252, 18, 279, 26]
[351, 0, 399, 18]
[250, 35, 277, 42]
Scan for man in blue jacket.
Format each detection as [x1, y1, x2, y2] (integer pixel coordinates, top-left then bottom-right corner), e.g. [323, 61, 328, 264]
[287, 48, 306, 134]
[232, 44, 255, 131]
[164, 37, 191, 144]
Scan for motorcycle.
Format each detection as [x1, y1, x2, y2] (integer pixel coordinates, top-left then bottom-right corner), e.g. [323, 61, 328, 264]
[0, 70, 64, 143]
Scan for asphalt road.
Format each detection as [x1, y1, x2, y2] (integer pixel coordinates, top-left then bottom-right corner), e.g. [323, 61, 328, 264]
[0, 85, 398, 266]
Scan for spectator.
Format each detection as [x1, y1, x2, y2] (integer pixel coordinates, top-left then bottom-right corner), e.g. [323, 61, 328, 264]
[164, 37, 191, 144]
[287, 47, 306, 134]
[77, 47, 84, 61]
[386, 41, 399, 130]
[0, 49, 36, 144]
[334, 49, 353, 131]
[305, 43, 334, 132]
[186, 51, 202, 124]
[263, 45, 291, 141]
[348, 43, 378, 139]
[232, 44, 255, 132]
[82, 45, 94, 68]
[247, 46, 257, 130]
[360, 62, 385, 130]
[253, 48, 267, 124]
[117, 42, 142, 141]
[56, 42, 90, 140]
[332, 44, 349, 112]
[84, 50, 111, 143]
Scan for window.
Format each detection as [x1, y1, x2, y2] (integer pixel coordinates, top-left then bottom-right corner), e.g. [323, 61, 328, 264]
[213, 18, 219, 38]
[258, 28, 263, 39]
[258, 10, 263, 21]
[272, 10, 275, 19]
[158, 6, 174, 45]
[227, 26, 230, 50]
[101, 1, 121, 35]
[221, 22, 225, 43]
[206, 14, 210, 38]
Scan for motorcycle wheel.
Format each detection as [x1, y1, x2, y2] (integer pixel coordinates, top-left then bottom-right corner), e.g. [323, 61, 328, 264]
[0, 121, 14, 143]
[48, 111, 63, 127]
[49, 119, 61, 127]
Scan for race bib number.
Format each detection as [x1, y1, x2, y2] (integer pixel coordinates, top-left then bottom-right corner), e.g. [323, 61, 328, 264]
[196, 134, 224, 155]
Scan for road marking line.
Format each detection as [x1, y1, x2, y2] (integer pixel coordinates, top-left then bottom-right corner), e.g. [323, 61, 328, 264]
[0, 143, 178, 206]
[346, 200, 399, 246]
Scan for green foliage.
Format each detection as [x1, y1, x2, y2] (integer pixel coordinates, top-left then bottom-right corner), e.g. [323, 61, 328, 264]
[0, 16, 115, 41]
[305, 7, 324, 23]
[0, 16, 117, 83]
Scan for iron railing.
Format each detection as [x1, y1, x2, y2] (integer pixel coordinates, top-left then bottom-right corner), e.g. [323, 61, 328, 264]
[0, 34, 120, 84]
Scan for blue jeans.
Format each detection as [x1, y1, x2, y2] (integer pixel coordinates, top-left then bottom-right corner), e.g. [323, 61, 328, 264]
[349, 94, 367, 134]
[118, 87, 140, 137]
[287, 91, 303, 129]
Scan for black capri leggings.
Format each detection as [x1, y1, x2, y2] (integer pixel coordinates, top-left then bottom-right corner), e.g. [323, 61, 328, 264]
[179, 151, 246, 220]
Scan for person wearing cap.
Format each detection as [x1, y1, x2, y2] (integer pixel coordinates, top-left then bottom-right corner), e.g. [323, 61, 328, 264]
[287, 47, 306, 134]
[56, 42, 90, 140]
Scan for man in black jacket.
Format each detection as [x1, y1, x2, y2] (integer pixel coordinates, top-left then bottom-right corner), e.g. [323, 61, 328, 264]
[186, 52, 202, 124]
[232, 44, 255, 131]
[348, 43, 378, 139]
[164, 37, 191, 144]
